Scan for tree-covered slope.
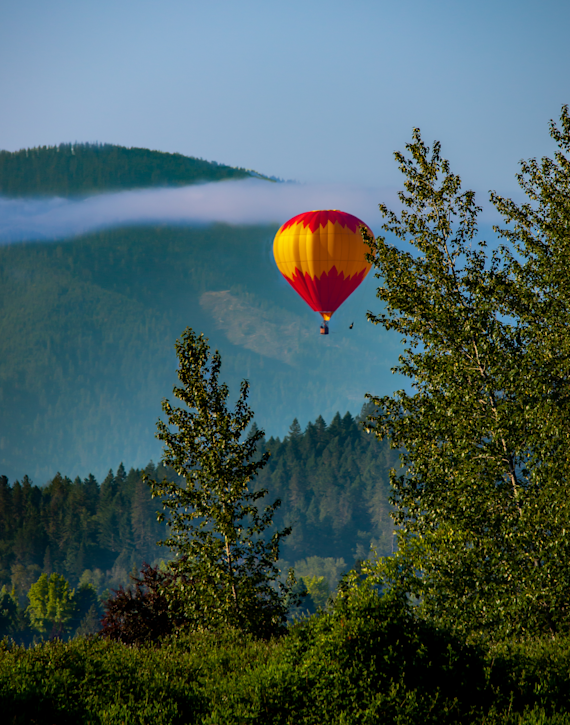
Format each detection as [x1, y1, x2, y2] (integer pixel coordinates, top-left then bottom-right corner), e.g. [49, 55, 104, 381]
[0, 142, 266, 197]
[0, 413, 396, 608]
[0, 141, 399, 482]
[0, 223, 398, 483]
[258, 413, 397, 564]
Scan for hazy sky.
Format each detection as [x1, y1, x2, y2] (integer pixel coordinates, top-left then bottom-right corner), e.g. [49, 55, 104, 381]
[1, 0, 569, 198]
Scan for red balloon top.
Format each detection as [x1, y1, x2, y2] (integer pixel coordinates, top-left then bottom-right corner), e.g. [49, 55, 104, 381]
[278, 209, 368, 235]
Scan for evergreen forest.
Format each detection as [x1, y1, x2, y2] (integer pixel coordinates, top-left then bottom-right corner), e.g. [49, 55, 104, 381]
[0, 142, 265, 197]
[0, 222, 395, 483]
[0, 411, 395, 644]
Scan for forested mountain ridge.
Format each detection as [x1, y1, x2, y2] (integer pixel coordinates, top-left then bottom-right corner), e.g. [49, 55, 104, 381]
[0, 142, 272, 197]
[258, 412, 396, 564]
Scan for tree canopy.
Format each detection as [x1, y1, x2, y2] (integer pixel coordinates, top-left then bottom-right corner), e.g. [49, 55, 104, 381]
[146, 328, 297, 636]
[364, 106, 570, 639]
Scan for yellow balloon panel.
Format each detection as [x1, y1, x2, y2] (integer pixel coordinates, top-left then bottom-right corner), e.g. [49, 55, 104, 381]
[274, 221, 370, 278]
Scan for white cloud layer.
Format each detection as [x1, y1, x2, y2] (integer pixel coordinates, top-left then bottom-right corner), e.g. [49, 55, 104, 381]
[0, 179, 403, 244]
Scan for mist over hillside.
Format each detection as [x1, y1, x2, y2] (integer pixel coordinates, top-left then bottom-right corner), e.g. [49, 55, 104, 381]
[0, 146, 401, 483]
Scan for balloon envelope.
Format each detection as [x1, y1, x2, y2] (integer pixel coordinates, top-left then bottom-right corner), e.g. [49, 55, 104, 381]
[273, 209, 373, 321]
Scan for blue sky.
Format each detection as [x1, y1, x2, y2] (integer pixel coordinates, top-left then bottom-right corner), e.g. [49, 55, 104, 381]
[2, 0, 569, 199]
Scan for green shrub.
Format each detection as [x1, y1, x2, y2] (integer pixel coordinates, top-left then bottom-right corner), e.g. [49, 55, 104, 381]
[272, 589, 490, 724]
[0, 636, 203, 724]
[4, 595, 570, 724]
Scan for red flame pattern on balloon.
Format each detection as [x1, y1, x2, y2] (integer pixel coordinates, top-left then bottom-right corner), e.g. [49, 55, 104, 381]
[285, 265, 368, 315]
[279, 209, 364, 235]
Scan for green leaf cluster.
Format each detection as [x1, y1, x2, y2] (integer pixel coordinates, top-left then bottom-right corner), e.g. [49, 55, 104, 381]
[5, 589, 570, 723]
[26, 573, 76, 635]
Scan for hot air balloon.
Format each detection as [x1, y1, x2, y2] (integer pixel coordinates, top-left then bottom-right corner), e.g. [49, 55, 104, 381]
[273, 209, 372, 334]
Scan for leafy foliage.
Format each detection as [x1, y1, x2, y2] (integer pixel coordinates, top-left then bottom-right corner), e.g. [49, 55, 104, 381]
[100, 563, 186, 645]
[280, 588, 491, 724]
[26, 573, 76, 636]
[5, 587, 570, 723]
[297, 575, 330, 611]
[0, 634, 205, 724]
[147, 328, 296, 636]
[364, 108, 570, 639]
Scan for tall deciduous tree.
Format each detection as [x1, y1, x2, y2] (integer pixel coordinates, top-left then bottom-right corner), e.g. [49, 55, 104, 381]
[364, 110, 570, 639]
[145, 328, 296, 637]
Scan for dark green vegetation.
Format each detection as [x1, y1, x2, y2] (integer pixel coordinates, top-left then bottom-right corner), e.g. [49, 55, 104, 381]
[0, 222, 391, 483]
[3, 591, 570, 724]
[0, 142, 263, 197]
[0, 463, 168, 608]
[0, 411, 395, 642]
[264, 411, 395, 565]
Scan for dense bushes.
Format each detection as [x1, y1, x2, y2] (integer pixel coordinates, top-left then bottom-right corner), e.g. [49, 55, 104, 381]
[0, 635, 205, 724]
[4, 588, 570, 723]
[280, 589, 490, 724]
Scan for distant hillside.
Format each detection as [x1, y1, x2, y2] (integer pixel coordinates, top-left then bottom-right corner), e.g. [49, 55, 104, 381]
[0, 143, 269, 197]
[259, 412, 397, 564]
[0, 142, 400, 482]
[0, 223, 399, 483]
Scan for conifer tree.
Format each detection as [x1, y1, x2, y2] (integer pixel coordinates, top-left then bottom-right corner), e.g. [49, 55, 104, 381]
[0, 585, 20, 638]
